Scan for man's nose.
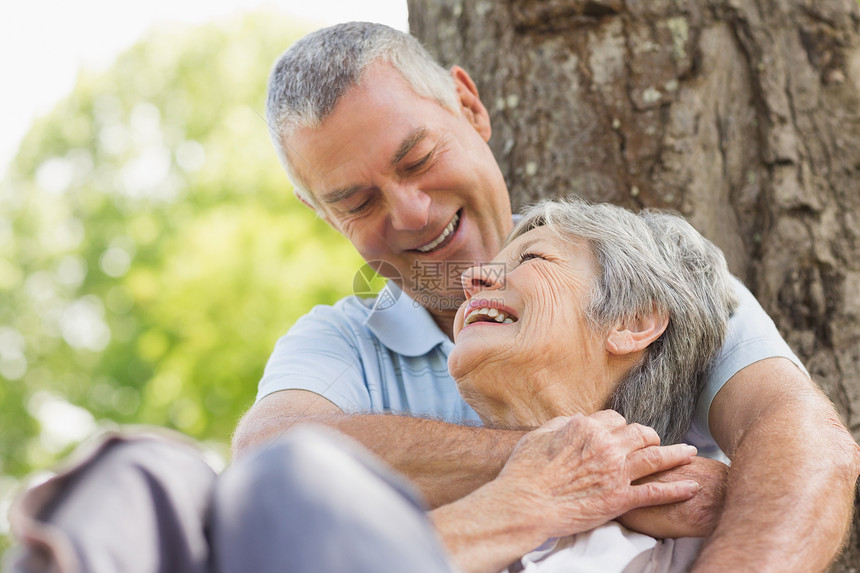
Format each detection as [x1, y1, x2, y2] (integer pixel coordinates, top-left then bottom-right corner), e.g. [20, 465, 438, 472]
[388, 186, 431, 231]
[461, 264, 505, 298]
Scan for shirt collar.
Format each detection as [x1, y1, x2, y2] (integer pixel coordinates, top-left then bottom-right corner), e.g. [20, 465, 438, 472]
[363, 282, 450, 356]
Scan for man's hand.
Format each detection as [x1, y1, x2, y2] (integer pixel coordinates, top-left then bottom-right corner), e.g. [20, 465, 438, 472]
[432, 411, 701, 573]
[619, 456, 729, 538]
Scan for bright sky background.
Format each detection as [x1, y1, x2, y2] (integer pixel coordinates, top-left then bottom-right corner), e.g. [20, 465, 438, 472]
[0, 0, 408, 180]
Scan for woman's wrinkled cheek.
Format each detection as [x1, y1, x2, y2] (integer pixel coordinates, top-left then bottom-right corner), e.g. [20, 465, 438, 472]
[516, 291, 571, 356]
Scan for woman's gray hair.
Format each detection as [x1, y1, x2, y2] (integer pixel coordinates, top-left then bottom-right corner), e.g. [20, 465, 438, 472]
[266, 22, 459, 208]
[510, 197, 738, 444]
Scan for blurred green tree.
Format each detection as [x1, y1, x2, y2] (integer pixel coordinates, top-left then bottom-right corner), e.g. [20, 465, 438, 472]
[0, 12, 366, 550]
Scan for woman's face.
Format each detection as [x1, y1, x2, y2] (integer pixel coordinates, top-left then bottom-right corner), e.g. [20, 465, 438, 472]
[448, 226, 616, 424]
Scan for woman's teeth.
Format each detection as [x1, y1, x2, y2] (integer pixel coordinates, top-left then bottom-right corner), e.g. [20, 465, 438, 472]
[417, 213, 459, 253]
[465, 307, 516, 325]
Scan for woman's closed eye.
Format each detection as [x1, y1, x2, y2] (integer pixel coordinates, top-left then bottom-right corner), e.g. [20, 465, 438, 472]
[517, 252, 546, 264]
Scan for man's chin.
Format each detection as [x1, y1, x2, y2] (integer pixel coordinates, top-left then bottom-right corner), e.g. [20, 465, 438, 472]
[407, 290, 466, 314]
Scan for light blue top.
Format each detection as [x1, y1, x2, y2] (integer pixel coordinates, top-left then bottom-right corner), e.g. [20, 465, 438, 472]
[257, 279, 806, 460]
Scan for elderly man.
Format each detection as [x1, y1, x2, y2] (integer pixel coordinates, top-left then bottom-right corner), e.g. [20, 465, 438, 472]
[233, 22, 858, 572]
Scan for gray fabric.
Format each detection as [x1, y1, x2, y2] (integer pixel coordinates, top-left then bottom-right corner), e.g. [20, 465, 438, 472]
[209, 426, 457, 573]
[4, 427, 457, 573]
[5, 432, 216, 573]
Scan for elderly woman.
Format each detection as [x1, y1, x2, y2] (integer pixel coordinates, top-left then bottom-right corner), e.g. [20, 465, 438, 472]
[433, 196, 738, 573]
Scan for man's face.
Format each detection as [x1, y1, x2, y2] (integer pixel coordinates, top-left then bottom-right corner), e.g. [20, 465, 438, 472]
[284, 63, 513, 316]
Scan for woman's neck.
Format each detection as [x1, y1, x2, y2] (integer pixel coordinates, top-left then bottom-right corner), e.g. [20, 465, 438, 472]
[459, 364, 618, 428]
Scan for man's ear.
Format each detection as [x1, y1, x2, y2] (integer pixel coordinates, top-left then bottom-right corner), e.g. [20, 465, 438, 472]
[293, 189, 316, 210]
[293, 189, 339, 230]
[450, 65, 492, 142]
[605, 310, 669, 356]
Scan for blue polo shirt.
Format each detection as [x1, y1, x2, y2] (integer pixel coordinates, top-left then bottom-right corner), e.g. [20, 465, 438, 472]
[257, 279, 806, 459]
[258, 282, 481, 424]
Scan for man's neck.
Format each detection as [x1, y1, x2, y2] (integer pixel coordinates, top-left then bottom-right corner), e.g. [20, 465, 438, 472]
[431, 310, 457, 341]
[405, 287, 462, 341]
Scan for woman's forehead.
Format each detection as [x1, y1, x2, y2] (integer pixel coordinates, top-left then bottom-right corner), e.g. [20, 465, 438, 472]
[505, 225, 554, 247]
[499, 226, 595, 265]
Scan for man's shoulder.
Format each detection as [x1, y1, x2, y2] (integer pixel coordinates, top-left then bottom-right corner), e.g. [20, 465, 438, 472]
[293, 294, 378, 333]
[719, 278, 805, 372]
[291, 290, 414, 340]
[308, 293, 376, 316]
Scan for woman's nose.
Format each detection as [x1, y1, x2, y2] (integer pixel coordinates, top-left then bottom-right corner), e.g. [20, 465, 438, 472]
[461, 263, 505, 298]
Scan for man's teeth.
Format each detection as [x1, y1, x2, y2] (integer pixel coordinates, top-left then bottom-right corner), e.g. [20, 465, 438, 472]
[465, 307, 516, 325]
[417, 213, 459, 253]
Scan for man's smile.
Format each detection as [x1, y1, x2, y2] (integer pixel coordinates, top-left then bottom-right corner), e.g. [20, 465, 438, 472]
[415, 210, 461, 253]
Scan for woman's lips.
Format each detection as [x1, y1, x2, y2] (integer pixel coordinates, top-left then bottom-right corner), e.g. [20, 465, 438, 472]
[463, 299, 519, 326]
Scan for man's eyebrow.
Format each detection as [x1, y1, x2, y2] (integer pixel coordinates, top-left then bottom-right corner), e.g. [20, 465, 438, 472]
[391, 127, 428, 165]
[320, 184, 363, 205]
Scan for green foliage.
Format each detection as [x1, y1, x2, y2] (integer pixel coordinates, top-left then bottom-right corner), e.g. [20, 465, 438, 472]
[0, 12, 365, 550]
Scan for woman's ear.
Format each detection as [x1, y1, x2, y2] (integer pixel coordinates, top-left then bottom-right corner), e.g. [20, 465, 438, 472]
[450, 65, 492, 142]
[605, 309, 669, 356]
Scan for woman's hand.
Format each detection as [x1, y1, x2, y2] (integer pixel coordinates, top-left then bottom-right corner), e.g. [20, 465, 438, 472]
[493, 410, 700, 540]
[431, 411, 700, 573]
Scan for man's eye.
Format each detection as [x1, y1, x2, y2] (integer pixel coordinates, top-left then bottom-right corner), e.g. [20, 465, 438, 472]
[517, 252, 545, 264]
[346, 199, 372, 214]
[405, 152, 432, 172]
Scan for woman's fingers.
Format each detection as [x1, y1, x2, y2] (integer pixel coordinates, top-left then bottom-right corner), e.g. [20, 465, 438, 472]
[628, 443, 698, 481]
[628, 477, 701, 509]
[588, 409, 629, 429]
[618, 421, 662, 451]
[625, 442, 701, 511]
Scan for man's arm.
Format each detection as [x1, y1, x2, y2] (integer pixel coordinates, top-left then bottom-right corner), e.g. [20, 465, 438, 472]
[690, 357, 860, 572]
[232, 389, 525, 507]
[618, 455, 729, 538]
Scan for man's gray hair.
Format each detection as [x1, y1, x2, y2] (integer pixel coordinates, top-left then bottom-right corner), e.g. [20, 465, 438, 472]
[510, 197, 738, 444]
[266, 22, 459, 207]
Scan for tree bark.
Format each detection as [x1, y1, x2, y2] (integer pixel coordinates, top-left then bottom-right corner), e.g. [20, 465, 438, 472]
[409, 0, 860, 569]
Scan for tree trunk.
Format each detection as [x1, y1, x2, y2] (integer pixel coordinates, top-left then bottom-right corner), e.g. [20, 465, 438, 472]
[409, 0, 860, 569]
